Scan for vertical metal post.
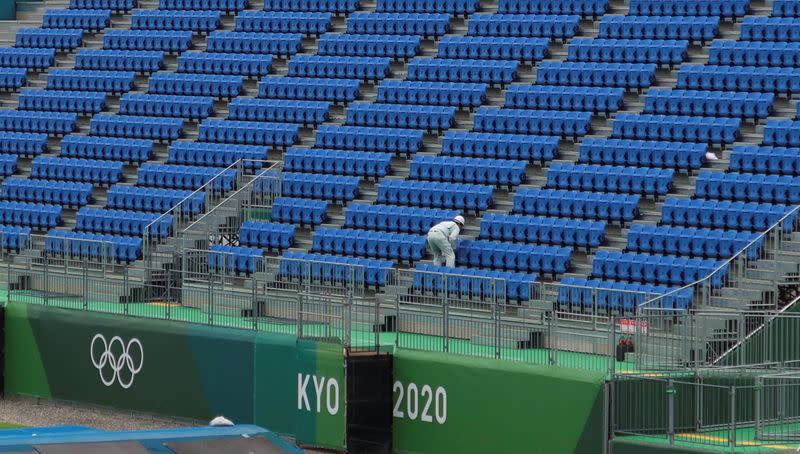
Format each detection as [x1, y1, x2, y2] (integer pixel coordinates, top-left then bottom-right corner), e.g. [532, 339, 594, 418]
[123, 265, 129, 315]
[550, 312, 558, 366]
[43, 252, 49, 306]
[729, 386, 737, 451]
[394, 271, 400, 348]
[608, 316, 616, 376]
[494, 279, 500, 359]
[443, 273, 449, 353]
[667, 379, 675, 445]
[82, 260, 88, 310]
[754, 377, 762, 440]
[251, 276, 258, 330]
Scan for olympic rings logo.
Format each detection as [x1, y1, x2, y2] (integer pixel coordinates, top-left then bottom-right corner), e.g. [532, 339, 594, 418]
[90, 334, 144, 389]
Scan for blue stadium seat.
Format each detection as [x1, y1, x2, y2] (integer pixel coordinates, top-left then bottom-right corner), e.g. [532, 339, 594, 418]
[103, 30, 193, 53]
[409, 155, 527, 188]
[741, 17, 800, 42]
[131, 10, 221, 32]
[377, 80, 487, 108]
[345, 103, 456, 131]
[178, 52, 272, 77]
[344, 203, 458, 234]
[167, 142, 268, 168]
[198, 119, 299, 146]
[311, 227, 426, 263]
[45, 230, 142, 263]
[0, 110, 77, 135]
[0, 225, 31, 251]
[729, 145, 800, 175]
[0, 132, 48, 156]
[455, 239, 572, 276]
[19, 89, 106, 114]
[695, 172, 800, 204]
[70, 0, 136, 11]
[240, 220, 295, 251]
[317, 34, 421, 59]
[677, 65, 800, 94]
[376, 0, 479, 14]
[628, 0, 750, 18]
[406, 58, 518, 85]
[498, 0, 608, 16]
[437, 36, 549, 62]
[205, 32, 302, 56]
[592, 250, 727, 287]
[413, 264, 537, 301]
[60, 136, 153, 163]
[288, 56, 392, 80]
[43, 9, 111, 31]
[376, 179, 493, 213]
[473, 108, 592, 138]
[284, 147, 391, 179]
[627, 224, 761, 260]
[148, 72, 243, 97]
[74, 50, 164, 73]
[2, 178, 92, 207]
[480, 213, 605, 250]
[107, 185, 204, 214]
[0, 154, 18, 176]
[661, 198, 796, 232]
[314, 125, 423, 155]
[536, 61, 657, 89]
[557, 277, 692, 313]
[208, 245, 263, 274]
[579, 138, 707, 170]
[547, 163, 674, 197]
[0, 69, 28, 91]
[31, 157, 122, 185]
[15, 29, 83, 50]
[467, 14, 580, 39]
[76, 207, 172, 238]
[119, 93, 214, 119]
[263, 0, 359, 13]
[598, 16, 719, 43]
[347, 13, 449, 36]
[774, 0, 800, 17]
[514, 188, 640, 224]
[258, 76, 360, 102]
[281, 172, 360, 202]
[0, 201, 60, 229]
[612, 114, 740, 144]
[764, 120, 800, 147]
[644, 89, 773, 120]
[442, 131, 559, 163]
[504, 85, 624, 113]
[236, 11, 332, 34]
[47, 69, 136, 93]
[137, 163, 237, 191]
[709, 41, 800, 68]
[90, 114, 183, 141]
[159, 0, 248, 12]
[271, 197, 327, 225]
[568, 38, 688, 66]
[280, 251, 393, 288]
[228, 99, 330, 125]
[0, 48, 55, 70]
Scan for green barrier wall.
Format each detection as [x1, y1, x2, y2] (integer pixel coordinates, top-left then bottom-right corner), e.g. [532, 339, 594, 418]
[391, 349, 607, 454]
[4, 303, 346, 450]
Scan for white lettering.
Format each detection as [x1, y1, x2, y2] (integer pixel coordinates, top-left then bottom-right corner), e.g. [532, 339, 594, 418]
[312, 375, 326, 414]
[326, 378, 339, 415]
[297, 373, 311, 411]
[393, 381, 447, 425]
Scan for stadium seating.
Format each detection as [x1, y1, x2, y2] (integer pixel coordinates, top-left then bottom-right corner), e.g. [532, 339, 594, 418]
[31, 157, 122, 185]
[239, 220, 295, 251]
[479, 213, 605, 250]
[740, 18, 800, 42]
[0, 225, 31, 252]
[167, 142, 268, 168]
[344, 204, 458, 234]
[346, 103, 456, 131]
[149, 73, 243, 97]
[205, 32, 302, 56]
[15, 29, 83, 50]
[627, 224, 761, 260]
[60, 136, 153, 163]
[90, 114, 183, 141]
[2, 178, 92, 207]
[0, 48, 55, 70]
[498, 0, 608, 16]
[236, 11, 332, 34]
[592, 250, 727, 287]
[455, 239, 572, 275]
[46, 70, 136, 93]
[376, 179, 493, 213]
[317, 34, 421, 59]
[137, 163, 237, 191]
[348, 13, 449, 36]
[0, 111, 77, 135]
[284, 147, 391, 178]
[513, 188, 640, 224]
[198, 119, 299, 146]
[598, 16, 719, 43]
[568, 39, 688, 66]
[288, 56, 392, 80]
[263, 0, 359, 13]
[409, 155, 527, 188]
[76, 208, 172, 238]
[0, 154, 18, 176]
[474, 108, 592, 138]
[159, 0, 248, 12]
[437, 36, 549, 62]
[19, 89, 106, 114]
[119, 93, 214, 119]
[677, 65, 800, 94]
[103, 30, 193, 53]
[467, 14, 580, 39]
[0, 69, 28, 91]
[579, 138, 707, 170]
[281, 172, 360, 202]
[628, 0, 750, 18]
[441, 132, 559, 163]
[208, 244, 264, 274]
[660, 198, 797, 232]
[774, 0, 800, 17]
[258, 76, 360, 102]
[0, 201, 60, 229]
[504, 86, 624, 114]
[228, 99, 330, 125]
[377, 81, 487, 108]
[279, 251, 394, 288]
[547, 163, 674, 196]
[729, 145, 800, 175]
[406, 58, 518, 85]
[131, 10, 221, 32]
[612, 114, 741, 144]
[558, 277, 692, 312]
[763, 120, 800, 147]
[376, 0, 479, 14]
[178, 52, 272, 77]
[45, 230, 142, 262]
[74, 50, 164, 73]
[709, 41, 800, 68]
[106, 185, 204, 214]
[0, 132, 48, 156]
[43, 9, 111, 31]
[644, 89, 773, 119]
[536, 61, 657, 89]
[312, 227, 427, 263]
[413, 264, 537, 301]
[695, 172, 800, 204]
[271, 197, 327, 225]
[70, 0, 136, 11]
[314, 125, 423, 155]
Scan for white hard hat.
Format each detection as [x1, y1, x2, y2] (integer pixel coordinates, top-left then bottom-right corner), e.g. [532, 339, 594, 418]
[453, 215, 465, 225]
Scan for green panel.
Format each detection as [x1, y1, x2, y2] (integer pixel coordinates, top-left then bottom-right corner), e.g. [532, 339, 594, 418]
[253, 331, 301, 435]
[612, 439, 723, 454]
[4, 303, 51, 398]
[295, 340, 346, 450]
[392, 349, 606, 454]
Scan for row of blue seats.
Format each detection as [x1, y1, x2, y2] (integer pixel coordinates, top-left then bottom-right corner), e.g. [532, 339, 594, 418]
[240, 220, 295, 251]
[45, 230, 141, 263]
[167, 142, 268, 168]
[407, 58, 518, 85]
[644, 89, 773, 119]
[0, 201, 60, 229]
[284, 147, 391, 178]
[661, 198, 796, 232]
[730, 145, 800, 176]
[76, 208, 172, 238]
[2, 178, 92, 207]
[288, 56, 390, 80]
[498, 0, 607, 15]
[628, 0, 749, 18]
[120, 93, 214, 119]
[629, 224, 760, 259]
[346, 103, 455, 131]
[536, 61, 656, 89]
[557, 277, 692, 312]
[344, 204, 457, 234]
[479, 213, 605, 250]
[317, 34, 420, 59]
[695, 172, 800, 204]
[0, 49, 54, 70]
[149, 73, 243, 97]
[15, 29, 82, 50]
[263, 0, 358, 13]
[198, 119, 298, 146]
[504, 85, 623, 113]
[409, 155, 527, 187]
[442, 132, 558, 162]
[70, 0, 136, 11]
[178, 52, 272, 77]
[547, 163, 674, 196]
[473, 108, 592, 137]
[281, 172, 360, 202]
[271, 197, 327, 225]
[764, 120, 800, 147]
[598, 16, 718, 43]
[228, 98, 329, 125]
[236, 11, 331, 34]
[710, 41, 800, 68]
[0, 154, 18, 177]
[375, 0, 479, 14]
[159, 0, 247, 11]
[75, 50, 164, 73]
[31, 157, 122, 185]
[513, 188, 640, 223]
[741, 18, 800, 43]
[107, 185, 204, 214]
[206, 32, 302, 56]
[0, 132, 47, 156]
[43, 9, 110, 31]
[0, 110, 76, 135]
[377, 179, 492, 212]
[568, 38, 687, 66]
[104, 30, 193, 53]
[280, 251, 393, 288]
[677, 65, 800, 94]
[90, 114, 183, 141]
[0, 69, 27, 91]
[593, 251, 726, 287]
[312, 227, 427, 262]
[348, 13, 448, 36]
[774, 0, 800, 17]
[258, 76, 359, 102]
[208, 245, 263, 274]
[61, 136, 153, 163]
[377, 80, 487, 108]
[438, 36, 549, 62]
[456, 239, 571, 275]
[137, 163, 236, 191]
[314, 125, 422, 155]
[467, 14, 580, 39]
[132, 10, 220, 32]
[413, 264, 536, 301]
[19, 89, 105, 114]
[579, 138, 707, 170]
[48, 69, 134, 93]
[613, 114, 741, 144]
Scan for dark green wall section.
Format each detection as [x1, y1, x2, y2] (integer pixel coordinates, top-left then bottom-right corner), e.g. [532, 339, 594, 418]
[0, 1, 16, 21]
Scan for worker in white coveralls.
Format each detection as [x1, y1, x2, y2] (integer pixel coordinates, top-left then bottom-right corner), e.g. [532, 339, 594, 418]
[427, 215, 465, 268]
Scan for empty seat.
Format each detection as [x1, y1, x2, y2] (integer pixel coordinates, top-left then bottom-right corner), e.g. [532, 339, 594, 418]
[148, 72, 243, 97]
[45, 230, 142, 263]
[480, 213, 605, 250]
[103, 30, 193, 53]
[774, 0, 800, 17]
[513, 188, 640, 223]
[413, 264, 537, 301]
[473, 108, 592, 138]
[612, 114, 741, 144]
[137, 163, 237, 191]
[314, 125, 423, 155]
[0, 132, 48, 156]
[536, 61, 657, 89]
[0, 48, 55, 70]
[467, 14, 580, 39]
[281, 172, 360, 202]
[205, 32, 302, 56]
[764, 120, 800, 147]
[198, 119, 299, 146]
[178, 51, 272, 77]
[695, 172, 800, 204]
[547, 163, 674, 196]
[377, 80, 487, 108]
[376, 179, 493, 213]
[19, 89, 106, 114]
[661, 198, 796, 232]
[409, 155, 527, 188]
[131, 10, 221, 32]
[730, 145, 800, 175]
[31, 156, 122, 185]
[47, 69, 136, 93]
[677, 65, 800, 94]
[741, 17, 800, 42]
[15, 29, 83, 50]
[271, 197, 327, 225]
[258, 76, 360, 102]
[499, 0, 608, 15]
[208, 244, 264, 274]
[709, 41, 800, 68]
[43, 9, 111, 31]
[288, 56, 392, 80]
[159, 0, 248, 11]
[376, 0, 479, 14]
[236, 11, 331, 34]
[0, 110, 77, 135]
[280, 251, 393, 288]
[312, 227, 426, 263]
[2, 178, 92, 207]
[598, 16, 719, 43]
[228, 98, 330, 125]
[119, 93, 214, 119]
[0, 154, 18, 176]
[627, 224, 761, 260]
[0, 201, 60, 229]
[0, 69, 28, 91]
[60, 136, 153, 163]
[317, 34, 421, 59]
[628, 0, 749, 18]
[437, 36, 549, 62]
[406, 58, 518, 85]
[240, 220, 295, 251]
[442, 131, 559, 163]
[644, 89, 773, 120]
[344, 203, 458, 234]
[284, 147, 391, 178]
[504, 85, 624, 113]
[592, 250, 727, 287]
[568, 38, 688, 66]
[557, 277, 692, 312]
[91, 114, 183, 141]
[579, 138, 706, 170]
[456, 239, 572, 275]
[70, 0, 137, 11]
[263, 0, 359, 13]
[107, 185, 204, 213]
[168, 142, 268, 168]
[347, 13, 449, 36]
[74, 50, 164, 73]
[346, 103, 456, 131]
[76, 207, 172, 238]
